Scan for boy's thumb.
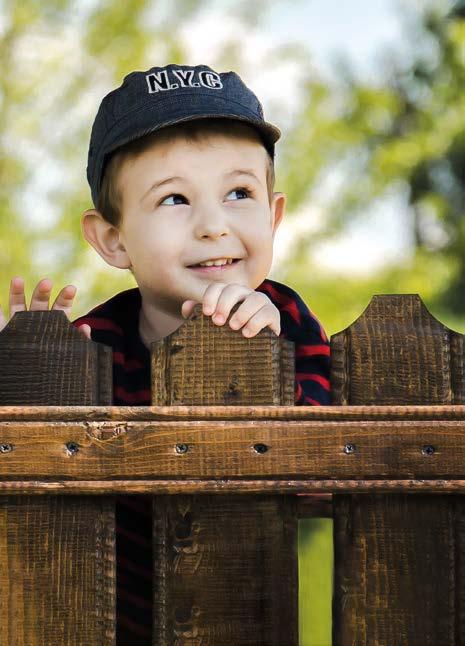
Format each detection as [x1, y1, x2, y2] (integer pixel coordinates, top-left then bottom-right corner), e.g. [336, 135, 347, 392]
[77, 323, 92, 340]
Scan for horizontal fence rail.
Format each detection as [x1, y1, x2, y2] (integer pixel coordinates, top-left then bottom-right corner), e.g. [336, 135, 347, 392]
[0, 405, 464, 493]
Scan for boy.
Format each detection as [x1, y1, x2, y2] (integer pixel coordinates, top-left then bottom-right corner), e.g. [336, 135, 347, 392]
[0, 64, 330, 643]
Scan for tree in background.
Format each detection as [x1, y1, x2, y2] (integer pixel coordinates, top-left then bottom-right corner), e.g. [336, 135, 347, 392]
[279, 0, 465, 334]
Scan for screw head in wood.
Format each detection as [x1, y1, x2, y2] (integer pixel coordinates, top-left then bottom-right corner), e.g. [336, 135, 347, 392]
[175, 443, 189, 454]
[65, 442, 80, 455]
[343, 443, 356, 454]
[0, 443, 13, 453]
[421, 444, 435, 456]
[253, 443, 269, 454]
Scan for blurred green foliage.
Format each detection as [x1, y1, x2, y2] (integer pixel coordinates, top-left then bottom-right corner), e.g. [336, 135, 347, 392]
[278, 0, 465, 335]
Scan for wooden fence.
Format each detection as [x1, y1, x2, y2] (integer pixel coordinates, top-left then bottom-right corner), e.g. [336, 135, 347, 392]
[0, 294, 463, 645]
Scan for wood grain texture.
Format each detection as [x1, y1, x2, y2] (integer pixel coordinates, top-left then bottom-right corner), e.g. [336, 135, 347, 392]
[5, 403, 465, 421]
[0, 310, 112, 405]
[1, 478, 465, 495]
[1, 419, 465, 480]
[153, 495, 297, 645]
[151, 307, 298, 645]
[331, 294, 462, 406]
[151, 304, 295, 406]
[0, 496, 115, 645]
[331, 294, 465, 646]
[333, 494, 458, 645]
[0, 311, 115, 645]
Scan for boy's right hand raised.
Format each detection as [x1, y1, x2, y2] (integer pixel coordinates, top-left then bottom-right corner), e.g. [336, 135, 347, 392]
[0, 277, 91, 340]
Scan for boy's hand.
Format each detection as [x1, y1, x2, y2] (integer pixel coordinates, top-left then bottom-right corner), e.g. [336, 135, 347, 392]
[181, 282, 280, 337]
[0, 277, 91, 339]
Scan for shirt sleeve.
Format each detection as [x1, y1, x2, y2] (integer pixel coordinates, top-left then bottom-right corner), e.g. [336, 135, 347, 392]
[257, 279, 331, 406]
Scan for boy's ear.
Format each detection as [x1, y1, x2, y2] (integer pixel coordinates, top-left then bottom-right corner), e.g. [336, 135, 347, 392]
[81, 209, 132, 269]
[270, 192, 286, 237]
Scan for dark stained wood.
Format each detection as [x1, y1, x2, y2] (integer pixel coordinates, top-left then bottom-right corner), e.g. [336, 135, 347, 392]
[1, 418, 465, 480]
[0, 311, 115, 645]
[151, 307, 298, 645]
[7, 402, 465, 421]
[1, 478, 465, 495]
[151, 304, 295, 405]
[331, 294, 465, 646]
[331, 294, 462, 406]
[0, 496, 115, 644]
[333, 494, 459, 645]
[296, 493, 333, 518]
[153, 495, 298, 644]
[0, 310, 112, 405]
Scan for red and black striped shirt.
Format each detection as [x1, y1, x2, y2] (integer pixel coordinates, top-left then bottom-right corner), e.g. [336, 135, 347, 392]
[73, 277, 330, 644]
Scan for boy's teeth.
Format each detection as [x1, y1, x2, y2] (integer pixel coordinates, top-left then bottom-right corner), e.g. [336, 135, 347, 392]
[198, 258, 233, 267]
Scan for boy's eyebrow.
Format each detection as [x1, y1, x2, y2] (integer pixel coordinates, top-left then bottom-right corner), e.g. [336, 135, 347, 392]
[141, 169, 262, 203]
[226, 169, 263, 186]
[141, 176, 184, 203]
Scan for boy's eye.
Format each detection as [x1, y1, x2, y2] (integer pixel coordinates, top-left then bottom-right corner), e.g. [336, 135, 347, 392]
[158, 187, 251, 207]
[227, 187, 250, 200]
[160, 194, 186, 206]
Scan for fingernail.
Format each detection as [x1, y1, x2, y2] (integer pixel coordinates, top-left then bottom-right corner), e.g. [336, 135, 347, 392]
[213, 314, 225, 324]
[203, 306, 213, 315]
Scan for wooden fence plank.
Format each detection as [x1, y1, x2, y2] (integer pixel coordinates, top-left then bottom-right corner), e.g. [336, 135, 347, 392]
[151, 306, 298, 645]
[0, 311, 115, 645]
[1, 418, 465, 479]
[0, 496, 115, 645]
[4, 403, 465, 422]
[151, 304, 295, 406]
[331, 294, 465, 646]
[0, 310, 112, 406]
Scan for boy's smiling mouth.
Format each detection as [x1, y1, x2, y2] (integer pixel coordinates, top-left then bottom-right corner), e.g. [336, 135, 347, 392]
[187, 257, 241, 272]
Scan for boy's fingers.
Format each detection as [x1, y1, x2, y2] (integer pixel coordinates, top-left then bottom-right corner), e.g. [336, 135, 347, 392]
[51, 285, 77, 317]
[208, 283, 254, 325]
[9, 276, 27, 317]
[201, 282, 230, 318]
[201, 283, 255, 326]
[228, 292, 274, 329]
[28, 278, 53, 311]
[77, 324, 91, 340]
[239, 304, 281, 338]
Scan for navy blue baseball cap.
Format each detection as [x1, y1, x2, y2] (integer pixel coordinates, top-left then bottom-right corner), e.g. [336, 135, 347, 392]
[87, 63, 281, 206]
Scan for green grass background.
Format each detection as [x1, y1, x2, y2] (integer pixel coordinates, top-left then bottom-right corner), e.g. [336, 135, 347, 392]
[299, 519, 333, 646]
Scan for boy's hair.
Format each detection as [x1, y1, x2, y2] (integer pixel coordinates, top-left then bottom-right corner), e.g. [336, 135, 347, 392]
[97, 118, 275, 228]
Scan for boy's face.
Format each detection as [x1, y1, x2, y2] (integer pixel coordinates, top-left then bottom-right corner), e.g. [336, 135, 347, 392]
[88, 132, 285, 316]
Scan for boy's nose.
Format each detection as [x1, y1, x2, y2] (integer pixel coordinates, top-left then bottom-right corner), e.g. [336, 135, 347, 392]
[193, 208, 230, 240]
